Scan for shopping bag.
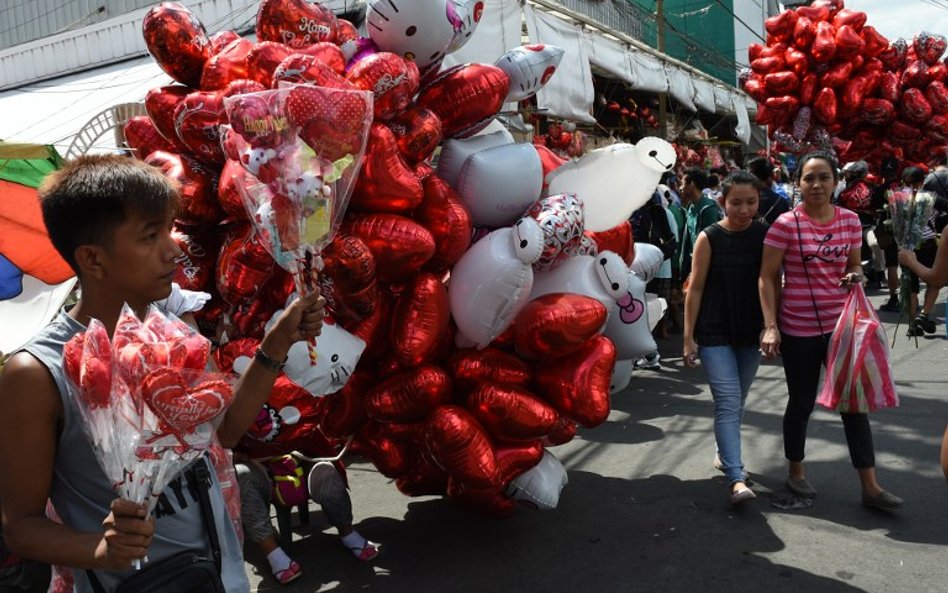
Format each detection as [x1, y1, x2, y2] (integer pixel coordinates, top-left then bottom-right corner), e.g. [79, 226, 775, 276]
[817, 285, 899, 413]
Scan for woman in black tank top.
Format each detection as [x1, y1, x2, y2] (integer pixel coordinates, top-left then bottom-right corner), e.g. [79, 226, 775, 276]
[683, 171, 768, 505]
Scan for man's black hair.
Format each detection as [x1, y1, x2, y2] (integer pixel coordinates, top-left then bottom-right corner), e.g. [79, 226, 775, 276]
[902, 166, 926, 186]
[746, 157, 774, 183]
[683, 167, 710, 190]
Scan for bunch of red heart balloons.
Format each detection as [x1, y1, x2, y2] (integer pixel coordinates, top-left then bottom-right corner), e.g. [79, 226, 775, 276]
[742, 0, 948, 169]
[130, 0, 657, 516]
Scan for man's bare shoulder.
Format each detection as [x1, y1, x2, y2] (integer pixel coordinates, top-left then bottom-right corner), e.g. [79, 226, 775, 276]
[0, 352, 62, 416]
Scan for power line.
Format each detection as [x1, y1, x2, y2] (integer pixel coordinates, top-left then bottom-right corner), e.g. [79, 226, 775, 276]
[710, 0, 766, 42]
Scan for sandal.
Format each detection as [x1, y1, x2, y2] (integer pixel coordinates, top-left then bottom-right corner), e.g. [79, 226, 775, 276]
[346, 539, 380, 562]
[274, 560, 302, 585]
[730, 487, 757, 506]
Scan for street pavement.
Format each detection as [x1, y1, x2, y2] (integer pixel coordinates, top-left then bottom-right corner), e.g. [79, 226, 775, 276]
[246, 288, 948, 593]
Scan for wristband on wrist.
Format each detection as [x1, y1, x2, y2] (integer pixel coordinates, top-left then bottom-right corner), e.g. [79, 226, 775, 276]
[254, 347, 287, 373]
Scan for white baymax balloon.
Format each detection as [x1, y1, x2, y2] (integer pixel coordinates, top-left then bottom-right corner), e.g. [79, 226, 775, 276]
[263, 303, 366, 396]
[446, 0, 484, 54]
[505, 449, 568, 510]
[437, 128, 513, 189]
[646, 293, 668, 332]
[603, 270, 656, 360]
[494, 44, 565, 102]
[366, 0, 457, 69]
[449, 222, 544, 348]
[630, 242, 664, 284]
[530, 252, 629, 316]
[546, 137, 676, 232]
[610, 358, 633, 394]
[456, 143, 543, 228]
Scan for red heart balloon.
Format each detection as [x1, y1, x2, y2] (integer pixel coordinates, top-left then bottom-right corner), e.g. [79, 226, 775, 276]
[391, 273, 450, 367]
[145, 85, 190, 149]
[344, 289, 392, 360]
[395, 456, 450, 497]
[320, 369, 372, 438]
[841, 76, 868, 113]
[799, 72, 818, 105]
[534, 335, 615, 428]
[346, 52, 421, 121]
[225, 91, 293, 149]
[209, 30, 240, 55]
[256, 0, 338, 48]
[585, 221, 634, 265]
[765, 71, 800, 95]
[915, 32, 948, 66]
[759, 43, 788, 60]
[415, 174, 473, 272]
[365, 365, 452, 423]
[171, 226, 219, 292]
[861, 98, 896, 125]
[796, 5, 830, 22]
[217, 159, 252, 220]
[543, 416, 577, 446]
[350, 124, 424, 213]
[142, 368, 231, 434]
[832, 8, 866, 30]
[765, 95, 800, 125]
[285, 84, 373, 162]
[813, 87, 838, 124]
[245, 41, 294, 87]
[880, 39, 908, 70]
[446, 478, 514, 517]
[142, 2, 210, 88]
[514, 293, 608, 359]
[792, 16, 816, 51]
[354, 421, 411, 478]
[201, 37, 254, 91]
[495, 441, 544, 485]
[416, 63, 510, 138]
[448, 347, 532, 392]
[318, 233, 378, 323]
[426, 405, 499, 489]
[216, 224, 276, 305]
[145, 151, 222, 224]
[819, 61, 851, 89]
[748, 43, 764, 63]
[926, 81, 948, 114]
[928, 63, 948, 84]
[903, 60, 932, 89]
[173, 91, 227, 164]
[221, 79, 268, 99]
[742, 76, 767, 102]
[784, 47, 810, 77]
[272, 53, 352, 88]
[902, 88, 934, 123]
[890, 119, 921, 141]
[389, 107, 443, 164]
[297, 42, 347, 74]
[811, 21, 838, 63]
[123, 116, 177, 160]
[764, 11, 798, 42]
[861, 26, 889, 58]
[880, 71, 902, 103]
[835, 25, 865, 60]
[929, 114, 948, 140]
[466, 384, 558, 442]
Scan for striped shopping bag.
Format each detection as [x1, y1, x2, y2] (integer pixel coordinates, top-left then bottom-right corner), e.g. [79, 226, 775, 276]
[817, 285, 899, 413]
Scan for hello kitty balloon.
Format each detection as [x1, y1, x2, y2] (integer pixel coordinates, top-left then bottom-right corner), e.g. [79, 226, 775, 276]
[495, 44, 565, 102]
[366, 0, 457, 70]
[601, 269, 656, 360]
[446, 0, 484, 54]
[546, 137, 676, 232]
[449, 222, 543, 349]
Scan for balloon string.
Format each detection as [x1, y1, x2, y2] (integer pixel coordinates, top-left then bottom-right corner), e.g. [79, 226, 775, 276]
[297, 253, 319, 364]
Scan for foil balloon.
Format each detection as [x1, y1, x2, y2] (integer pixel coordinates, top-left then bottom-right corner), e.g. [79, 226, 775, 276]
[602, 270, 656, 360]
[416, 174, 473, 272]
[447, 347, 532, 390]
[513, 293, 607, 359]
[145, 85, 190, 148]
[534, 335, 615, 428]
[145, 151, 223, 225]
[389, 106, 443, 163]
[256, 0, 338, 48]
[354, 421, 412, 478]
[209, 30, 240, 55]
[494, 44, 565, 102]
[346, 52, 421, 121]
[629, 243, 663, 284]
[610, 358, 633, 394]
[201, 37, 254, 91]
[915, 32, 948, 66]
[365, 365, 452, 423]
[123, 116, 176, 159]
[530, 252, 628, 315]
[216, 224, 276, 305]
[297, 42, 348, 74]
[284, 84, 374, 162]
[245, 41, 294, 87]
[171, 226, 219, 292]
[456, 143, 543, 228]
[495, 441, 544, 486]
[173, 91, 227, 164]
[543, 416, 577, 446]
[272, 52, 351, 88]
[351, 123, 424, 213]
[466, 384, 558, 441]
[318, 233, 378, 324]
[142, 2, 211, 88]
[221, 79, 268, 98]
[218, 159, 253, 220]
[345, 290, 393, 360]
[344, 213, 436, 283]
[585, 220, 633, 266]
[522, 193, 585, 271]
[446, 479, 514, 517]
[366, 0, 457, 70]
[436, 128, 514, 189]
[416, 64, 510, 138]
[320, 370, 372, 437]
[448, 224, 543, 348]
[425, 405, 498, 489]
[391, 273, 450, 367]
[505, 449, 568, 511]
[546, 138, 675, 232]
[446, 0, 485, 54]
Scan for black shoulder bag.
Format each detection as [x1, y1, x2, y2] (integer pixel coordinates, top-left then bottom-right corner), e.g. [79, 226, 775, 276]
[88, 459, 226, 593]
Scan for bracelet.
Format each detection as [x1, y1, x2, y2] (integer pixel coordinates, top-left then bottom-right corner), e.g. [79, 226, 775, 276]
[254, 347, 287, 373]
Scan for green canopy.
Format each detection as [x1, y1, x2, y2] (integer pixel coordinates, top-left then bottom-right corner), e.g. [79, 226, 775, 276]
[0, 142, 63, 188]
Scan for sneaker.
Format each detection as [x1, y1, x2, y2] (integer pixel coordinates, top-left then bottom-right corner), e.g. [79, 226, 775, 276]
[915, 312, 936, 334]
[634, 352, 661, 370]
[906, 322, 924, 337]
[730, 487, 757, 506]
[274, 560, 302, 585]
[879, 296, 900, 313]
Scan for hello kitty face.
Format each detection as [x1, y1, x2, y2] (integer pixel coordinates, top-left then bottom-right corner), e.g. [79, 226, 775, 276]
[634, 137, 677, 173]
[446, 0, 484, 53]
[367, 0, 457, 69]
[248, 403, 283, 442]
[495, 44, 566, 102]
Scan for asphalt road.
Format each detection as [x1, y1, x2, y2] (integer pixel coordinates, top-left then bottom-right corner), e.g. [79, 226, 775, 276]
[247, 288, 948, 593]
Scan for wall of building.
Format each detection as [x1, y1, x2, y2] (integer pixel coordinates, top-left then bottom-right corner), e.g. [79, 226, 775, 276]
[0, 0, 160, 50]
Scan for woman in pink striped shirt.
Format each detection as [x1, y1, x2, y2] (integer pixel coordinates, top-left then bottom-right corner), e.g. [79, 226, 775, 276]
[759, 152, 902, 511]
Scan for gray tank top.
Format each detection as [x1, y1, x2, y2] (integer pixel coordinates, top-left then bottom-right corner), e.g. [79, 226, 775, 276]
[20, 311, 249, 593]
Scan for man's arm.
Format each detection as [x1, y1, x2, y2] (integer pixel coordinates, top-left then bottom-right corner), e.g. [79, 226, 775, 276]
[0, 355, 153, 570]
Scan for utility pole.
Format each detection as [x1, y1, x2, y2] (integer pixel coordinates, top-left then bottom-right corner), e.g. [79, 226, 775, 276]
[656, 0, 668, 140]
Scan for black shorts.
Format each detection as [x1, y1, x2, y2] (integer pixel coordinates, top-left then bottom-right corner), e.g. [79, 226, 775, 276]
[906, 239, 939, 293]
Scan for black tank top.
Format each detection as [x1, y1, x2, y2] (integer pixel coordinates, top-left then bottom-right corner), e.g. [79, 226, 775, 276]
[695, 221, 768, 347]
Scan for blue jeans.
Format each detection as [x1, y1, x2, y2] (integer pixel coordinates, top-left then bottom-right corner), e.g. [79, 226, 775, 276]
[698, 345, 761, 485]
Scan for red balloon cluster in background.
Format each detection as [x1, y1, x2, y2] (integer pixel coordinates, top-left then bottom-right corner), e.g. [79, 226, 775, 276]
[136, 0, 612, 516]
[744, 0, 948, 168]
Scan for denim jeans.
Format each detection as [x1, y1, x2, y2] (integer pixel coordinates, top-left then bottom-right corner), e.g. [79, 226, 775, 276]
[698, 344, 761, 485]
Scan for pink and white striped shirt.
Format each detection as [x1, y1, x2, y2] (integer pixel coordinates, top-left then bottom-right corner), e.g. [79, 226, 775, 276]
[764, 206, 861, 337]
